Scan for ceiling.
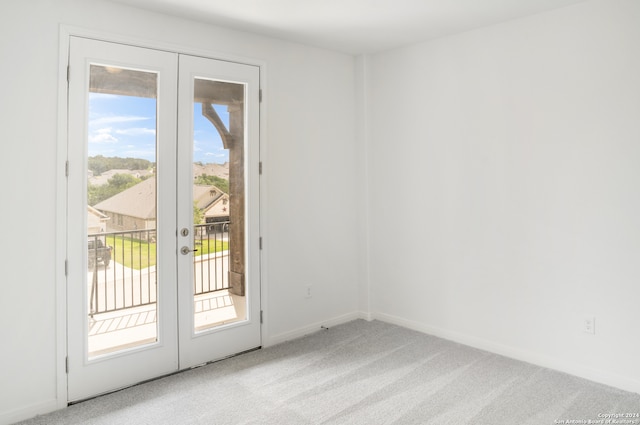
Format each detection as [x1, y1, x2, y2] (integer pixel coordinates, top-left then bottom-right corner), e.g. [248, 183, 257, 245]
[109, 0, 587, 54]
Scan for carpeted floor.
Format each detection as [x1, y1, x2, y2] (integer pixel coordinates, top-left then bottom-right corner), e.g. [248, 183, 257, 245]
[17, 320, 640, 424]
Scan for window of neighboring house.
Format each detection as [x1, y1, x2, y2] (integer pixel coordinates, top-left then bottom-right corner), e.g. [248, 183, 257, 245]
[117, 214, 123, 226]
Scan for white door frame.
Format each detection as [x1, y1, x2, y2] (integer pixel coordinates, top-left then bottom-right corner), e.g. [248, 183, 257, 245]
[56, 26, 269, 407]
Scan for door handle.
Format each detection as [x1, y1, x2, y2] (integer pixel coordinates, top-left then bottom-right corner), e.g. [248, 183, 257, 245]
[180, 246, 198, 255]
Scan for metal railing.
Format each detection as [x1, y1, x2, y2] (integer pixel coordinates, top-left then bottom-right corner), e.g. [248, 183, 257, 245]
[88, 222, 230, 316]
[193, 222, 230, 295]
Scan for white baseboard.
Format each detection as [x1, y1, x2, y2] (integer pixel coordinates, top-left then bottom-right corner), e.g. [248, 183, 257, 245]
[265, 311, 370, 347]
[0, 398, 61, 425]
[373, 312, 640, 395]
[359, 311, 374, 321]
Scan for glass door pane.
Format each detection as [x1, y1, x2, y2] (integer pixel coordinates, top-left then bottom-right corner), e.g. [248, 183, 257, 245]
[87, 65, 159, 357]
[191, 79, 246, 332]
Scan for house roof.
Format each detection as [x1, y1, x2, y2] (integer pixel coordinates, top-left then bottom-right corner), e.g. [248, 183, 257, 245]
[95, 178, 227, 220]
[193, 162, 229, 180]
[88, 205, 110, 233]
[94, 177, 157, 220]
[88, 205, 109, 220]
[194, 184, 226, 210]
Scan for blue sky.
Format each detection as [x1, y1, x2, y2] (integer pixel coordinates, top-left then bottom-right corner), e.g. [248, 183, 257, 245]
[88, 93, 229, 163]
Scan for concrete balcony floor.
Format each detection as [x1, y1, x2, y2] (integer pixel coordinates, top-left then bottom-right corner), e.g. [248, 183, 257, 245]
[88, 290, 246, 358]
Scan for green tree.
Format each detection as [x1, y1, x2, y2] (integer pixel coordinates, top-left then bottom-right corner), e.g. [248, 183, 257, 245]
[193, 202, 204, 225]
[108, 173, 140, 189]
[88, 155, 153, 175]
[88, 173, 142, 206]
[194, 174, 229, 194]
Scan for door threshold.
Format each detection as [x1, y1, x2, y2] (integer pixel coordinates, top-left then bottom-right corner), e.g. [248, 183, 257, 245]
[68, 345, 262, 406]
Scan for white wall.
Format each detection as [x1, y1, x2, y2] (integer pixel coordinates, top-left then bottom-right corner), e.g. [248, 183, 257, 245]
[0, 0, 359, 422]
[4, 0, 640, 421]
[367, 0, 640, 393]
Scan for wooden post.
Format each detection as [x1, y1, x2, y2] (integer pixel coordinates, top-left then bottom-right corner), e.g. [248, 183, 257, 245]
[227, 103, 245, 296]
[202, 101, 245, 296]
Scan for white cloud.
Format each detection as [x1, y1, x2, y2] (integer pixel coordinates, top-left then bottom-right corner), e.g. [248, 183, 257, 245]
[115, 127, 156, 136]
[89, 127, 118, 144]
[90, 133, 118, 143]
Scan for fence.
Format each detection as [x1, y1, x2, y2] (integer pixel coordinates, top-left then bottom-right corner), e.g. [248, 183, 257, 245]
[88, 222, 229, 316]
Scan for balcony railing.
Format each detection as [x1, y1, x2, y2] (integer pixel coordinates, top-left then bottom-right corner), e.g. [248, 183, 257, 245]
[88, 222, 230, 316]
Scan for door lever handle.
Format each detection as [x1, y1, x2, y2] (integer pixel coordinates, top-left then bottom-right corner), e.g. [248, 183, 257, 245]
[180, 246, 198, 255]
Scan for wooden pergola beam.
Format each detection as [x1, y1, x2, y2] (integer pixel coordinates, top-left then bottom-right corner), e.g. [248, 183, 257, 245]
[202, 103, 232, 149]
[89, 65, 244, 106]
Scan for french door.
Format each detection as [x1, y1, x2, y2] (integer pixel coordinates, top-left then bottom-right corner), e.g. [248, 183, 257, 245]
[67, 37, 261, 402]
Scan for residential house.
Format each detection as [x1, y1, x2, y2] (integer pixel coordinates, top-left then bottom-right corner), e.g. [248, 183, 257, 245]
[94, 177, 157, 234]
[94, 177, 228, 235]
[194, 184, 230, 224]
[87, 205, 109, 234]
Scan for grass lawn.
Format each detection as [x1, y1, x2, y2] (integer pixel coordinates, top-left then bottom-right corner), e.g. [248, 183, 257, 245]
[195, 239, 229, 256]
[106, 235, 228, 270]
[106, 235, 156, 270]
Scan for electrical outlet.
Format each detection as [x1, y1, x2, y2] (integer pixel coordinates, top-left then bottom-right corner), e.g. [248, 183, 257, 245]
[583, 316, 595, 334]
[305, 285, 312, 299]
